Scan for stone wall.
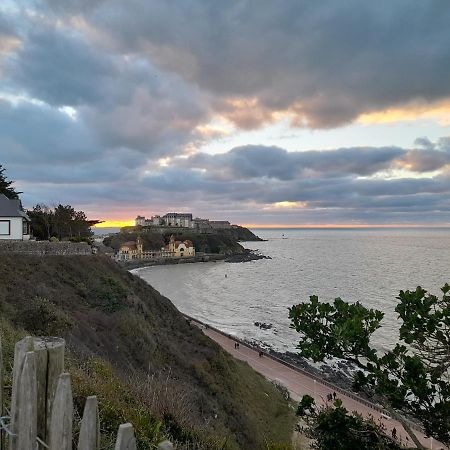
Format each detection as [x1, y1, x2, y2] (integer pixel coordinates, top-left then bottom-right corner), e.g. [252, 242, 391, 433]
[0, 240, 92, 255]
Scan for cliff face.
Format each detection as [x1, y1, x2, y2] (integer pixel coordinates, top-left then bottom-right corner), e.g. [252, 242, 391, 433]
[218, 226, 263, 242]
[0, 255, 293, 449]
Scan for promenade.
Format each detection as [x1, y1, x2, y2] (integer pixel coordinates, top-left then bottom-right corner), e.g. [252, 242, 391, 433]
[191, 319, 442, 449]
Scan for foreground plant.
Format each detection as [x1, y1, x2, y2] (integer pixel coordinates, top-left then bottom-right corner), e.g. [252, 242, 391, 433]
[289, 284, 450, 448]
[296, 395, 403, 450]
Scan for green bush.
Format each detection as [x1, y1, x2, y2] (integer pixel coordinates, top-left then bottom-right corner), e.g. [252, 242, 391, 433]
[15, 296, 73, 336]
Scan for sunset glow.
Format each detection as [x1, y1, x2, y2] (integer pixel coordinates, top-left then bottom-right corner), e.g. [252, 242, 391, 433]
[94, 220, 135, 228]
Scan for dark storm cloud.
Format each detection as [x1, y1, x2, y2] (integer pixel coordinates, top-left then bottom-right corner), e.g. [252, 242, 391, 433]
[3, 21, 210, 155]
[184, 145, 447, 181]
[0, 100, 97, 164]
[42, 0, 450, 127]
[9, 27, 113, 106]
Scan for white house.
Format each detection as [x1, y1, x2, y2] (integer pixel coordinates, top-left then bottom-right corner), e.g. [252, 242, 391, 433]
[0, 194, 31, 240]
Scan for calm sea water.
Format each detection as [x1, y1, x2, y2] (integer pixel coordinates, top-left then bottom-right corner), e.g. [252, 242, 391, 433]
[134, 228, 450, 353]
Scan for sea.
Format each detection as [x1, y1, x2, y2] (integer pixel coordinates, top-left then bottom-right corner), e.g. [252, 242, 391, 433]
[133, 228, 450, 354]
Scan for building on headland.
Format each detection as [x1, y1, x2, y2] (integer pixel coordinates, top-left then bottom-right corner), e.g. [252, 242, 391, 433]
[0, 194, 31, 241]
[162, 212, 193, 227]
[135, 216, 147, 226]
[135, 213, 193, 228]
[209, 220, 231, 229]
[116, 235, 195, 261]
[135, 213, 232, 233]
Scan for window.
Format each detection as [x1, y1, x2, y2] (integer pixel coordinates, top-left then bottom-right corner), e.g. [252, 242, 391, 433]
[0, 220, 11, 235]
[23, 221, 29, 235]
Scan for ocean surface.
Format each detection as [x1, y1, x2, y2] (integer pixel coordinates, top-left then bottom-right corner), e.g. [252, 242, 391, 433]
[134, 228, 450, 354]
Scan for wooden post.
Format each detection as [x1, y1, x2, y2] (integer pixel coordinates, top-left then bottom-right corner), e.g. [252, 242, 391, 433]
[77, 396, 100, 450]
[158, 441, 174, 450]
[48, 373, 73, 450]
[0, 334, 3, 450]
[9, 336, 64, 448]
[9, 337, 33, 450]
[114, 423, 136, 450]
[15, 352, 37, 450]
[32, 337, 65, 442]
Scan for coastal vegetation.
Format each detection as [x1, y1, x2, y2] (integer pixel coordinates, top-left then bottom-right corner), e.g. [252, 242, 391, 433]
[0, 254, 295, 449]
[296, 396, 402, 450]
[104, 228, 251, 256]
[28, 203, 94, 241]
[289, 285, 450, 448]
[0, 163, 21, 199]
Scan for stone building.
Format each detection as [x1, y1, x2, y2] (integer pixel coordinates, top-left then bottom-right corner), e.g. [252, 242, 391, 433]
[163, 235, 195, 257]
[116, 235, 195, 260]
[162, 213, 193, 227]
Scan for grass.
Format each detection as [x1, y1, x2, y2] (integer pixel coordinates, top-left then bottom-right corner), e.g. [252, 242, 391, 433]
[0, 254, 295, 449]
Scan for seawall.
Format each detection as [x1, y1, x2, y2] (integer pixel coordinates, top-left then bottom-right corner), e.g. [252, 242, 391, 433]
[0, 240, 92, 256]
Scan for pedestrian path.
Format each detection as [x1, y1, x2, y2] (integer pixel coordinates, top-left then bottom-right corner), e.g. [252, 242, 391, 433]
[191, 319, 441, 449]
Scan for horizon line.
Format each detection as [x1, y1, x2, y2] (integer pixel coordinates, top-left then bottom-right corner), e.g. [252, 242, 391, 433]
[94, 220, 450, 229]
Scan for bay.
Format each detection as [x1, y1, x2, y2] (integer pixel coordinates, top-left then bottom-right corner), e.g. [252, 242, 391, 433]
[134, 228, 450, 353]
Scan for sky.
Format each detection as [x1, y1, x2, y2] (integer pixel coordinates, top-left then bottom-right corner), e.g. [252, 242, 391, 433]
[1, 0, 450, 227]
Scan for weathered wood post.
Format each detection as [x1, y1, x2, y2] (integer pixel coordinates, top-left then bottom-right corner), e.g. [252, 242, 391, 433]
[9, 336, 64, 449]
[9, 337, 33, 450]
[32, 337, 65, 442]
[114, 423, 136, 450]
[15, 352, 37, 450]
[158, 441, 174, 450]
[48, 373, 73, 450]
[0, 334, 3, 450]
[77, 396, 100, 450]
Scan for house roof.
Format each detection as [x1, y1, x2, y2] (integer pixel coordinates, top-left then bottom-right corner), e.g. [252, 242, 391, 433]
[0, 194, 30, 220]
[120, 241, 137, 251]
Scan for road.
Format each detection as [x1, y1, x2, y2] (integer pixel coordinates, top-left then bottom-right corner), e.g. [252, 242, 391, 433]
[192, 320, 442, 449]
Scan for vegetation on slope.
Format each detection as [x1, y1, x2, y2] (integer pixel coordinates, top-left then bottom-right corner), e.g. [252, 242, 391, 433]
[289, 287, 450, 447]
[0, 255, 294, 449]
[104, 229, 246, 255]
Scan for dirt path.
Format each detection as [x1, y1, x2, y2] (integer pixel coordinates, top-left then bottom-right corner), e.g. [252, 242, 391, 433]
[191, 320, 441, 449]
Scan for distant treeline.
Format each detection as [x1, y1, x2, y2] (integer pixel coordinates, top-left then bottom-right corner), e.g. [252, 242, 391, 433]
[28, 204, 93, 241]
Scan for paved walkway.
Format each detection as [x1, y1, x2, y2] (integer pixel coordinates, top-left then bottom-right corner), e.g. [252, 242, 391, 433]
[192, 320, 442, 449]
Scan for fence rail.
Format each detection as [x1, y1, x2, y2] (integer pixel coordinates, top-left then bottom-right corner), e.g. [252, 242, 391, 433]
[183, 313, 424, 434]
[0, 335, 174, 450]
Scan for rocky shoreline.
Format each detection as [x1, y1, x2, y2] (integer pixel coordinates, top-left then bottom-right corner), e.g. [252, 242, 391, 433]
[225, 248, 271, 263]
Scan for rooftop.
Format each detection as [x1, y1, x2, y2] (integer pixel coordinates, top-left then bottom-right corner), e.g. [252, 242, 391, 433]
[0, 194, 30, 220]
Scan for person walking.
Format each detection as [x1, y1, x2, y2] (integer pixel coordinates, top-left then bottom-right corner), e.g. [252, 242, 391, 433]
[392, 427, 397, 440]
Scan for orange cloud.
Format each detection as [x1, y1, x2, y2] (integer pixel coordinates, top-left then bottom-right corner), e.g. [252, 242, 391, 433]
[263, 201, 308, 210]
[0, 36, 21, 56]
[358, 100, 450, 125]
[220, 97, 276, 129]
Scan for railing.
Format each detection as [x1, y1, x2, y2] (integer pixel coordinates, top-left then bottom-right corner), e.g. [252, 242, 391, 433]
[183, 314, 424, 435]
[0, 335, 174, 450]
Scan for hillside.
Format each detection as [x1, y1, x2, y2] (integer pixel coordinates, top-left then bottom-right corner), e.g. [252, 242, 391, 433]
[221, 226, 263, 242]
[0, 254, 294, 449]
[104, 229, 248, 255]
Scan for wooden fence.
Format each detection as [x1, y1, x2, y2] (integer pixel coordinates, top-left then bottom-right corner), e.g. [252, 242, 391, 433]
[0, 335, 174, 450]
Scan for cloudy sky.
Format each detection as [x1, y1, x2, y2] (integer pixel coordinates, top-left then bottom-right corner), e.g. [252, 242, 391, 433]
[1, 0, 450, 226]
